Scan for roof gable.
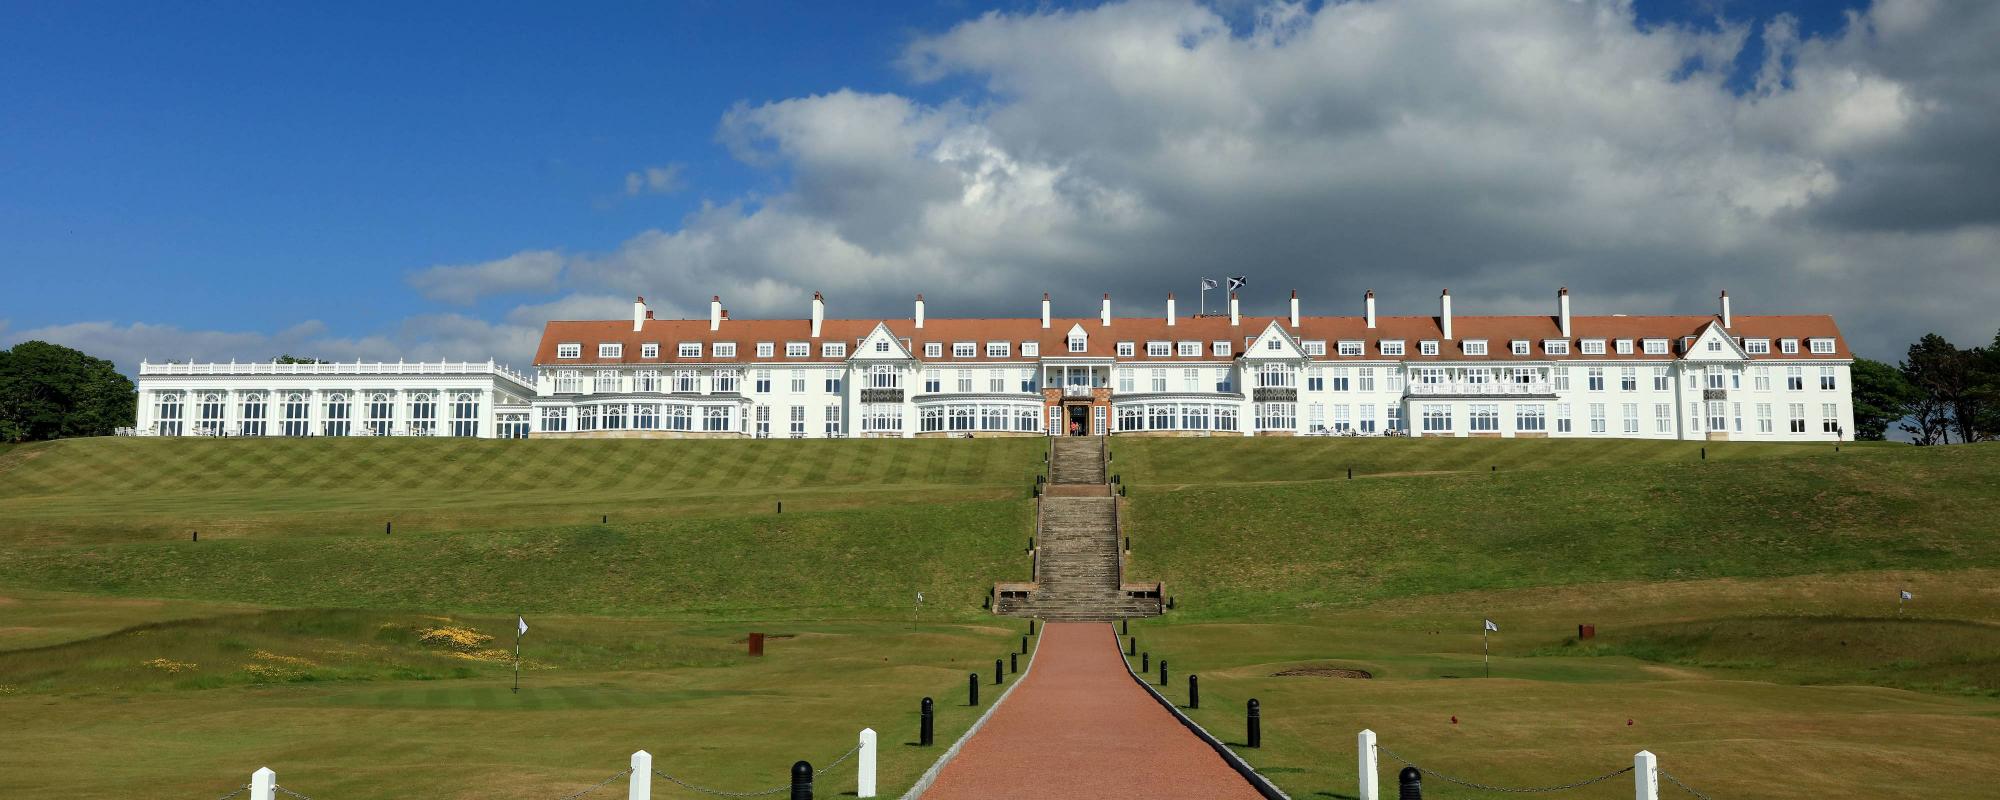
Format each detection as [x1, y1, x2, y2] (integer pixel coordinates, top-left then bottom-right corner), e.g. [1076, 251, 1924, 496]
[1681, 321, 1749, 361]
[853, 322, 913, 360]
[1243, 321, 1304, 360]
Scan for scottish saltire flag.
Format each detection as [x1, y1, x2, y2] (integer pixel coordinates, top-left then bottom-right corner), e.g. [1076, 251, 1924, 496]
[517, 616, 529, 637]
[1484, 619, 1499, 632]
[1901, 590, 1913, 600]
[1227, 276, 1248, 291]
[1200, 277, 1219, 290]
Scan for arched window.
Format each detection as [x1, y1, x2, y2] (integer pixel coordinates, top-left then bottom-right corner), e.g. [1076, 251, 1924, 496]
[198, 393, 226, 435]
[282, 393, 310, 437]
[869, 364, 900, 389]
[408, 393, 437, 436]
[155, 392, 185, 436]
[1258, 363, 1294, 388]
[450, 393, 479, 437]
[323, 393, 351, 437]
[239, 392, 267, 437]
[361, 392, 393, 436]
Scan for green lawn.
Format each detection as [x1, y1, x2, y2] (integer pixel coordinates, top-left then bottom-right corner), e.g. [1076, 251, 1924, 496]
[3, 436, 1997, 798]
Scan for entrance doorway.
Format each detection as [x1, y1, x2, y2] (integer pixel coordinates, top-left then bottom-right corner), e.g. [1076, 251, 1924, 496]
[1065, 404, 1090, 436]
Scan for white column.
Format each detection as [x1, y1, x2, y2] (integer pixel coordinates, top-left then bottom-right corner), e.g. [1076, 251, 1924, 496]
[222, 388, 238, 436]
[1634, 750, 1659, 800]
[481, 388, 495, 439]
[858, 727, 877, 798]
[307, 389, 322, 436]
[249, 767, 275, 800]
[136, 389, 154, 433]
[1357, 729, 1379, 800]
[628, 750, 652, 800]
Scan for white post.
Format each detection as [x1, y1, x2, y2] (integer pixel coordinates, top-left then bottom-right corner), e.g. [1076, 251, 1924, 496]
[1357, 729, 1379, 800]
[249, 767, 275, 800]
[629, 750, 652, 800]
[1634, 750, 1658, 800]
[858, 727, 878, 798]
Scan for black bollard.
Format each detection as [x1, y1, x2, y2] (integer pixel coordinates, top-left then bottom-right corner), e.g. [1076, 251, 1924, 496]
[1142, 652, 1149, 671]
[1247, 699, 1261, 748]
[1020, 636, 1028, 655]
[1398, 766, 1422, 800]
[1490, 465, 1495, 472]
[1348, 466, 1353, 480]
[191, 530, 198, 542]
[777, 501, 783, 514]
[385, 521, 391, 535]
[920, 697, 934, 746]
[1189, 674, 1199, 709]
[601, 514, 607, 524]
[1029, 619, 1037, 635]
[1701, 446, 1706, 461]
[1011, 652, 1018, 673]
[968, 673, 979, 705]
[1159, 659, 1168, 686]
[1127, 636, 1136, 656]
[995, 659, 1004, 684]
[1027, 536, 1035, 551]
[791, 760, 813, 800]
[1121, 618, 1129, 635]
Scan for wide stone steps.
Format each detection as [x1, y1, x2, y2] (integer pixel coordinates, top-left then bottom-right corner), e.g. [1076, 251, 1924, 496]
[1050, 439, 1106, 484]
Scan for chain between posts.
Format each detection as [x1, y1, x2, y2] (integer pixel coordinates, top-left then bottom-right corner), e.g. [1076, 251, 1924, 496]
[1378, 747, 1633, 793]
[554, 768, 633, 800]
[272, 786, 315, 800]
[211, 784, 250, 800]
[651, 741, 865, 798]
[1660, 770, 1716, 800]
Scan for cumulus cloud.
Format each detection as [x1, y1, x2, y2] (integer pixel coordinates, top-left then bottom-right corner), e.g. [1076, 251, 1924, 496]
[623, 164, 686, 196]
[406, 250, 567, 305]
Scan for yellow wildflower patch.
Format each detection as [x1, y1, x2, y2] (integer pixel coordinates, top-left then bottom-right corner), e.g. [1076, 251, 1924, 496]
[418, 625, 495, 652]
[142, 658, 198, 673]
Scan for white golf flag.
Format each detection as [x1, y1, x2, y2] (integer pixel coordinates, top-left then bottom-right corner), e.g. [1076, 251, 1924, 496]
[1900, 590, 1913, 601]
[916, 592, 925, 604]
[517, 616, 528, 637]
[1484, 619, 1499, 632]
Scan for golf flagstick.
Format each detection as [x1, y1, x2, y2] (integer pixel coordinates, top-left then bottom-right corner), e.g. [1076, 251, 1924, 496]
[1482, 619, 1498, 678]
[513, 615, 527, 693]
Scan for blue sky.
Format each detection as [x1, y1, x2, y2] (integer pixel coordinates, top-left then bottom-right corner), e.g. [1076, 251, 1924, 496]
[5, 1, 1994, 371]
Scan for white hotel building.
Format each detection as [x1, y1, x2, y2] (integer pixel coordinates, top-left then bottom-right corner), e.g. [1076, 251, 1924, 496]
[135, 288, 1855, 441]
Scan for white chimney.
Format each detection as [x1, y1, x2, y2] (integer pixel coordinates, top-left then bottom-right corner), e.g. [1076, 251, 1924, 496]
[1719, 290, 1732, 328]
[633, 296, 647, 332]
[1439, 288, 1453, 341]
[1100, 293, 1111, 327]
[1364, 290, 1377, 330]
[1229, 292, 1240, 326]
[810, 291, 825, 338]
[1041, 292, 1052, 329]
[709, 295, 722, 331]
[1289, 289, 1300, 328]
[1166, 292, 1177, 326]
[914, 294, 925, 329]
[1558, 287, 1572, 338]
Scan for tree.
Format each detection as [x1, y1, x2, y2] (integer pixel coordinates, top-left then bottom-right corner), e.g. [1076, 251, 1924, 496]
[1900, 334, 1971, 445]
[0, 341, 137, 442]
[1849, 357, 1916, 441]
[273, 354, 326, 364]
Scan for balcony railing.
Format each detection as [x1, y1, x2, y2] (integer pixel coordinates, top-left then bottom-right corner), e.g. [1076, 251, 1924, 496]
[1406, 381, 1555, 397]
[1061, 385, 1098, 398]
[139, 359, 535, 386]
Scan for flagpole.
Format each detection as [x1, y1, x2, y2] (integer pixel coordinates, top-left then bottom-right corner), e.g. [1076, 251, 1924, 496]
[1483, 626, 1490, 678]
[512, 614, 522, 694]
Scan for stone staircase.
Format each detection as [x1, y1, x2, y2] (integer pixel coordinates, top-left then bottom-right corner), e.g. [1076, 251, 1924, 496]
[994, 437, 1163, 622]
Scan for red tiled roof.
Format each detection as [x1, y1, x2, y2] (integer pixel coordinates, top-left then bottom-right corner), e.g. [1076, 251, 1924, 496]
[532, 313, 1849, 367]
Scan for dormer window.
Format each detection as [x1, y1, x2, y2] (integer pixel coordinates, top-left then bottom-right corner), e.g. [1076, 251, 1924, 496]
[1117, 342, 1135, 357]
[641, 343, 659, 359]
[757, 342, 775, 358]
[1212, 341, 1231, 357]
[599, 343, 623, 359]
[1616, 339, 1634, 355]
[1643, 339, 1668, 355]
[714, 342, 736, 358]
[1380, 340, 1406, 356]
[1463, 340, 1488, 356]
[1780, 339, 1799, 354]
[1338, 341, 1364, 357]
[1022, 342, 1039, 357]
[786, 342, 809, 358]
[822, 342, 847, 358]
[1147, 341, 1170, 357]
[1178, 341, 1199, 357]
[1419, 340, 1439, 356]
[1303, 340, 1327, 356]
[1808, 338, 1835, 354]
[678, 342, 701, 358]
[1580, 339, 1606, 355]
[1745, 339, 1770, 354]
[557, 343, 581, 359]
[924, 342, 942, 358]
[1068, 333, 1087, 353]
[953, 342, 976, 358]
[987, 342, 1010, 358]
[1543, 340, 1569, 355]
[1510, 340, 1529, 356]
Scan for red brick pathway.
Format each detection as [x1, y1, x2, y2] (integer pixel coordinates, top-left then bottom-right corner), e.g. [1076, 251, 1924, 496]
[920, 622, 1265, 799]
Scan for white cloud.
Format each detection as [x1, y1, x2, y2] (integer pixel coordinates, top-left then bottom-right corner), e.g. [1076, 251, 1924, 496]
[623, 164, 686, 196]
[406, 250, 567, 305]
